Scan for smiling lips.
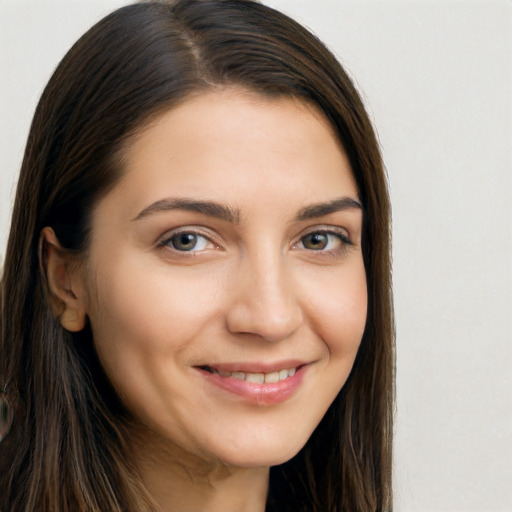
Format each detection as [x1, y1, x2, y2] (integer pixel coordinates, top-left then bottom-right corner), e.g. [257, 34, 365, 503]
[202, 365, 297, 384]
[197, 363, 307, 405]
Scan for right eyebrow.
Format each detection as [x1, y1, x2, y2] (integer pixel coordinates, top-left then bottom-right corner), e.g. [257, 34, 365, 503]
[132, 197, 240, 224]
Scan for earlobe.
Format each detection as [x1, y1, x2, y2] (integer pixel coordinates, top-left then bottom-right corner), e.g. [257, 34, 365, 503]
[40, 227, 87, 332]
[59, 307, 87, 333]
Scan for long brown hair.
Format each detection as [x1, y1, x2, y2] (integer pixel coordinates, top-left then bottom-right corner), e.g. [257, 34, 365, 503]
[0, 1, 394, 510]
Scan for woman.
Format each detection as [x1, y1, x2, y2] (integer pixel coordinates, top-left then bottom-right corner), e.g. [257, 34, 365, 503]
[0, 1, 394, 510]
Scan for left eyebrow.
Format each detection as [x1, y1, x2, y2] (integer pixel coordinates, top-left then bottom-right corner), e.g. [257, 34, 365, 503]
[294, 197, 363, 221]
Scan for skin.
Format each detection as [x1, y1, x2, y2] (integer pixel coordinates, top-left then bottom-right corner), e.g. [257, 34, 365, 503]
[45, 88, 367, 512]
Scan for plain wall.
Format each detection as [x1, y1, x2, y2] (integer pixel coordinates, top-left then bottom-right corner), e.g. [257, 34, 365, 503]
[1, 1, 511, 510]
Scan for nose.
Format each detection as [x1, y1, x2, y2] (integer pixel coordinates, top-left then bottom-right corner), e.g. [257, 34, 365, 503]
[225, 250, 304, 342]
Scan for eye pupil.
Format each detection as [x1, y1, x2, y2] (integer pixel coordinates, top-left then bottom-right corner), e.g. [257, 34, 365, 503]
[303, 233, 328, 250]
[172, 233, 197, 251]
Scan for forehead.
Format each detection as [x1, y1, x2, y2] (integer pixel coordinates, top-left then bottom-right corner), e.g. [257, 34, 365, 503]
[102, 88, 358, 220]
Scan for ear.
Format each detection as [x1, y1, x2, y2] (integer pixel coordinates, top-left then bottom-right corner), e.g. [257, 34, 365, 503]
[40, 227, 87, 332]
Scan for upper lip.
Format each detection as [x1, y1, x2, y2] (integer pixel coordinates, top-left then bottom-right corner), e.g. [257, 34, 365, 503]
[195, 359, 309, 374]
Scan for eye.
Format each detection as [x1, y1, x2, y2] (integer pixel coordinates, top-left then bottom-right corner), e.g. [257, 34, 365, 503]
[296, 230, 350, 252]
[161, 231, 212, 252]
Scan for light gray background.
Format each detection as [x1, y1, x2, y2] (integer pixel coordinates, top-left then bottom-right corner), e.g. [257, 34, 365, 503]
[1, 1, 511, 511]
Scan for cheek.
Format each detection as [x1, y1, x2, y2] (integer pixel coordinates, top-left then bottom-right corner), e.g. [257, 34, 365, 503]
[303, 261, 367, 358]
[85, 254, 224, 396]
[91, 255, 217, 337]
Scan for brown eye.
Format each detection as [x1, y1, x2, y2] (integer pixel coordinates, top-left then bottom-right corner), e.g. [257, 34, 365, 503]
[297, 231, 349, 252]
[301, 232, 329, 250]
[164, 232, 209, 252]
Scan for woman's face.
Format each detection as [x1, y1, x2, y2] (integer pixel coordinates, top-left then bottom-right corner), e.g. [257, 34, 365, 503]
[81, 89, 367, 468]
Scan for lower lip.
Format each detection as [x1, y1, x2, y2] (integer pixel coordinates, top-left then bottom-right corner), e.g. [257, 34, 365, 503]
[196, 366, 307, 405]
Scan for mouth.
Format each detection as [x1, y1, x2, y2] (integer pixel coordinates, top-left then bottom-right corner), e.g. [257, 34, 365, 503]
[198, 365, 299, 384]
[195, 362, 308, 405]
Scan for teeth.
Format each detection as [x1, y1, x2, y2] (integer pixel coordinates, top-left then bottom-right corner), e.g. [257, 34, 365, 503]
[210, 367, 297, 383]
[265, 371, 279, 383]
[246, 373, 264, 384]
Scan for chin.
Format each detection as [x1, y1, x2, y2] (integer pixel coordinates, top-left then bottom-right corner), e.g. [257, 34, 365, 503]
[212, 436, 307, 469]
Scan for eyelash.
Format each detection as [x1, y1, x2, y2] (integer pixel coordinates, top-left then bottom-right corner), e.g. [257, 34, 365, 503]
[157, 226, 352, 256]
[158, 228, 217, 255]
[293, 228, 352, 254]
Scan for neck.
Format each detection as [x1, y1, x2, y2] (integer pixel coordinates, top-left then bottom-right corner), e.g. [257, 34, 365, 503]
[128, 427, 269, 512]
